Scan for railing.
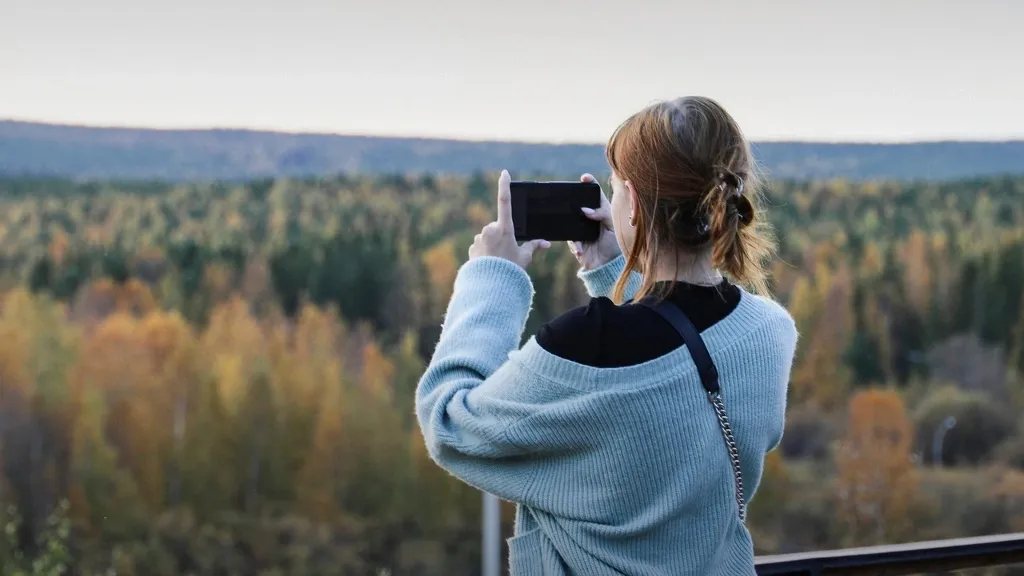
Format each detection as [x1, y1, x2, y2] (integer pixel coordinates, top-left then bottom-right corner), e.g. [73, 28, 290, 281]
[755, 533, 1024, 575]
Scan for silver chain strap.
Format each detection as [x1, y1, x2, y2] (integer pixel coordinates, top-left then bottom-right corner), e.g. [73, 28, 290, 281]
[707, 391, 746, 522]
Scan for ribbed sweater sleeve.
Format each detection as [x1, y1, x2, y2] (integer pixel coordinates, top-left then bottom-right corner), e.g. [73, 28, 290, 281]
[577, 255, 642, 301]
[415, 257, 549, 501]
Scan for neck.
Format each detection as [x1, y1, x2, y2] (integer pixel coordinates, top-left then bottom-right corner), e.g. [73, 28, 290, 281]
[649, 252, 722, 286]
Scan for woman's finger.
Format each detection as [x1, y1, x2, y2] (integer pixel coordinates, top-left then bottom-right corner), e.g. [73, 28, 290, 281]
[579, 173, 613, 224]
[496, 170, 514, 231]
[582, 206, 614, 234]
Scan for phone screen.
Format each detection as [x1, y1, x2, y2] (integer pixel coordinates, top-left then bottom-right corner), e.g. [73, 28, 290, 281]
[510, 181, 601, 242]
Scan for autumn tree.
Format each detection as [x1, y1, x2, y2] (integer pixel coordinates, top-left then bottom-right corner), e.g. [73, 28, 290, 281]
[835, 389, 918, 546]
[789, 263, 854, 409]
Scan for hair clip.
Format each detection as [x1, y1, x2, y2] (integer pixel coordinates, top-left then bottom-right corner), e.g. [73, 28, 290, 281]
[717, 172, 744, 198]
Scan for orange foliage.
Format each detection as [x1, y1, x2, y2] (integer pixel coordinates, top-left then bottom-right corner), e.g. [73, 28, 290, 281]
[835, 389, 918, 545]
[140, 311, 193, 367]
[74, 314, 152, 394]
[69, 278, 157, 327]
[72, 313, 165, 509]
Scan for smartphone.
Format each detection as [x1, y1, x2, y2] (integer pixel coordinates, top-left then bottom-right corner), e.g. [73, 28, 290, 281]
[510, 181, 602, 242]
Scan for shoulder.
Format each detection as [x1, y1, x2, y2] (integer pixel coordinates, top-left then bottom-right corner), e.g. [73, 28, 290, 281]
[755, 293, 797, 335]
[739, 290, 795, 328]
[736, 291, 799, 357]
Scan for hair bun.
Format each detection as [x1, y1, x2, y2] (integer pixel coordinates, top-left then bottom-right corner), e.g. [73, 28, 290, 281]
[714, 171, 752, 228]
[732, 197, 755, 229]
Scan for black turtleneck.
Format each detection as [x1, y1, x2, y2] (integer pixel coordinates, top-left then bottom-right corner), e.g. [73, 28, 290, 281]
[535, 280, 741, 368]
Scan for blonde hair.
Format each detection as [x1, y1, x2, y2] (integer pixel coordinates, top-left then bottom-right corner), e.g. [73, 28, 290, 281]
[605, 96, 775, 302]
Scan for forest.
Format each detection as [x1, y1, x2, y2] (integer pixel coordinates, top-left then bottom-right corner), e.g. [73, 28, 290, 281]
[0, 172, 1022, 575]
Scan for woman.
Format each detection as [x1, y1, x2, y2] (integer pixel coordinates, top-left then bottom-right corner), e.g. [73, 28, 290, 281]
[416, 96, 798, 575]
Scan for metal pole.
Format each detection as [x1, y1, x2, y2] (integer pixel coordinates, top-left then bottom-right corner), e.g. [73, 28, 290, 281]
[482, 492, 501, 576]
[932, 416, 957, 467]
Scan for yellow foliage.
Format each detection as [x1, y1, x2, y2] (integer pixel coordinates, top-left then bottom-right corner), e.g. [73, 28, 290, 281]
[0, 291, 35, 398]
[421, 240, 459, 314]
[202, 297, 266, 410]
[789, 265, 853, 409]
[213, 353, 247, 411]
[466, 202, 492, 228]
[296, 377, 346, 521]
[361, 340, 395, 402]
[263, 304, 346, 414]
[0, 289, 79, 405]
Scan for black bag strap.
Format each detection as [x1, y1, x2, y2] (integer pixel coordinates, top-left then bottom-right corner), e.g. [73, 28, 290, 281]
[638, 296, 747, 522]
[640, 298, 720, 395]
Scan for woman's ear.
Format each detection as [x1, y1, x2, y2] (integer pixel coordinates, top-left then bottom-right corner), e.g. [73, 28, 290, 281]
[625, 180, 639, 227]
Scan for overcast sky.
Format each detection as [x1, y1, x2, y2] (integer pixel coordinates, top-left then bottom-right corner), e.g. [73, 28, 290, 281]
[2, 0, 1022, 143]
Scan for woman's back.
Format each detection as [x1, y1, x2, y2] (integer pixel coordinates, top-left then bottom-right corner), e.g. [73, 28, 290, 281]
[417, 255, 795, 575]
[415, 96, 798, 574]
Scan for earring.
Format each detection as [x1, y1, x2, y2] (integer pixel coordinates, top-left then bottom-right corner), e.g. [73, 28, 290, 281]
[629, 214, 636, 227]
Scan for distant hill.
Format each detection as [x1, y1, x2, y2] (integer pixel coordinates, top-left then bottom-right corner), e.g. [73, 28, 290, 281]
[1, 120, 1023, 182]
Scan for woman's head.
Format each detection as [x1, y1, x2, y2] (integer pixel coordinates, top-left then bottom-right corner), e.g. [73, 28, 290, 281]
[606, 96, 774, 301]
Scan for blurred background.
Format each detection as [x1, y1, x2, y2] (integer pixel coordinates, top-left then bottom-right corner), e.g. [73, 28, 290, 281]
[2, 0, 1024, 574]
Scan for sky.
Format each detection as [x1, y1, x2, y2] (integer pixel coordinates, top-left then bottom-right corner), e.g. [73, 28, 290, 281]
[2, 0, 1023, 144]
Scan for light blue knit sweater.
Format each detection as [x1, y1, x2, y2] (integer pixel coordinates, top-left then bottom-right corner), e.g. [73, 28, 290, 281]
[416, 254, 797, 575]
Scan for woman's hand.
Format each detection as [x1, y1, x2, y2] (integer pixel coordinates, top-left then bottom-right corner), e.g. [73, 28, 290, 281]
[468, 170, 550, 269]
[569, 173, 621, 270]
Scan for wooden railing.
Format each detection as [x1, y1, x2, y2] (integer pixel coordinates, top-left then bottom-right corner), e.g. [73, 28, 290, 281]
[755, 533, 1024, 575]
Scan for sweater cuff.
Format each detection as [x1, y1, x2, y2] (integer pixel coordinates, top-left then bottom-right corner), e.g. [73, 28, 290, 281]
[577, 255, 640, 299]
[453, 256, 534, 312]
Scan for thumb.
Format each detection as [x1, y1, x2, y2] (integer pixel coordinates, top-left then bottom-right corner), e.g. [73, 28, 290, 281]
[520, 239, 551, 258]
